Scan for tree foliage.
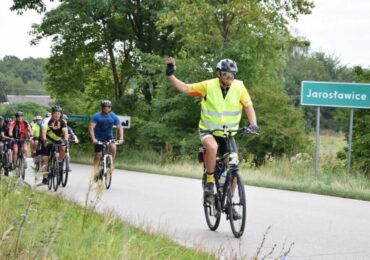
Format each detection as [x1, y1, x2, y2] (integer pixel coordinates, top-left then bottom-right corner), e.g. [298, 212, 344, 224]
[284, 48, 353, 130]
[10, 0, 317, 164]
[337, 67, 370, 175]
[0, 56, 46, 95]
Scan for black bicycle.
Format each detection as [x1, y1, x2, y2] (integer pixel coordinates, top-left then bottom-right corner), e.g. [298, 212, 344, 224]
[96, 140, 120, 189]
[200, 127, 256, 238]
[47, 143, 64, 191]
[14, 139, 28, 180]
[0, 140, 12, 178]
[58, 139, 75, 188]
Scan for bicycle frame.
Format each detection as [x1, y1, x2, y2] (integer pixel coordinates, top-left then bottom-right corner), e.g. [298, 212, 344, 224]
[201, 126, 257, 237]
[96, 140, 120, 189]
[211, 130, 241, 212]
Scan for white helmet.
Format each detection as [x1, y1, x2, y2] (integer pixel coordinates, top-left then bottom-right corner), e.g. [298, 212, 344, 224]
[216, 59, 238, 73]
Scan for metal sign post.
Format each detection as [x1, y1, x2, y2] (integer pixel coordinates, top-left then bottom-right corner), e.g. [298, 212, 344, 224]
[346, 109, 354, 175]
[301, 81, 370, 176]
[315, 107, 320, 178]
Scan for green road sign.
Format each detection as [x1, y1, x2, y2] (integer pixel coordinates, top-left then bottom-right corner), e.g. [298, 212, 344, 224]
[68, 115, 91, 122]
[301, 81, 370, 109]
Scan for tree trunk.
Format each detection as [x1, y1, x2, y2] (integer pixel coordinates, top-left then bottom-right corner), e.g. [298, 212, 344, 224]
[107, 40, 121, 100]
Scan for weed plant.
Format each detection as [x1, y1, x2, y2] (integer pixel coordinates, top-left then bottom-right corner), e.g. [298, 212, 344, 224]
[0, 177, 214, 259]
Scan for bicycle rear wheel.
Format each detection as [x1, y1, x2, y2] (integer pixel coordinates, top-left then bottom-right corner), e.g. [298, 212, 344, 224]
[228, 171, 246, 238]
[104, 156, 112, 189]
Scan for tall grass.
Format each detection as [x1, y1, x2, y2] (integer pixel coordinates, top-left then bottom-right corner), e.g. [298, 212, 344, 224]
[0, 177, 214, 259]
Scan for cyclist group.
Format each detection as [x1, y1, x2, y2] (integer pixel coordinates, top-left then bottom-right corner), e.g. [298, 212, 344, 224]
[1, 57, 258, 195]
[0, 58, 257, 237]
[0, 106, 80, 184]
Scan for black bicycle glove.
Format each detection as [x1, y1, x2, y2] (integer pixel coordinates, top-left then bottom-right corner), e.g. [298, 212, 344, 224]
[166, 63, 175, 76]
[246, 124, 259, 133]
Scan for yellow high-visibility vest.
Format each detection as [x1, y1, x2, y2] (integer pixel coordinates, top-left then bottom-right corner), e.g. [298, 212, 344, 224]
[199, 78, 243, 136]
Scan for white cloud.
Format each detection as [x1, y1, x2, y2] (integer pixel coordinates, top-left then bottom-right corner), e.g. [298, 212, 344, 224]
[1, 0, 370, 68]
[0, 0, 54, 59]
[291, 0, 370, 68]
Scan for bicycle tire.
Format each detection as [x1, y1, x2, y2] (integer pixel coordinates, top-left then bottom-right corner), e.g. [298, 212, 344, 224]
[34, 156, 40, 172]
[15, 157, 22, 179]
[228, 171, 246, 238]
[20, 158, 25, 180]
[203, 195, 221, 231]
[202, 173, 221, 230]
[3, 153, 10, 176]
[61, 158, 69, 187]
[104, 156, 112, 189]
[47, 162, 53, 191]
[51, 157, 59, 191]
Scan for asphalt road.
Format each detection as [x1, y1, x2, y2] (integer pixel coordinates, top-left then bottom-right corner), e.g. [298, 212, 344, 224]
[24, 160, 370, 259]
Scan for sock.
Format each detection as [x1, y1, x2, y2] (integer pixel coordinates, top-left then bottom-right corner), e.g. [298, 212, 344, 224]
[206, 172, 215, 183]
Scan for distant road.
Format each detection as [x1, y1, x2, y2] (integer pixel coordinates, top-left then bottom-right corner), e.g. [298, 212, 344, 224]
[25, 161, 370, 259]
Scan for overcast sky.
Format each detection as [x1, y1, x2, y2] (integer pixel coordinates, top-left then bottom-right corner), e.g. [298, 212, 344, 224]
[1, 0, 370, 68]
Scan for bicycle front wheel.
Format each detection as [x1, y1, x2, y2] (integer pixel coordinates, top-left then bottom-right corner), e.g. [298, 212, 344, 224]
[228, 171, 246, 238]
[61, 158, 69, 187]
[51, 157, 59, 191]
[202, 173, 221, 230]
[20, 158, 26, 180]
[203, 194, 221, 231]
[47, 162, 53, 191]
[16, 157, 25, 180]
[104, 156, 112, 189]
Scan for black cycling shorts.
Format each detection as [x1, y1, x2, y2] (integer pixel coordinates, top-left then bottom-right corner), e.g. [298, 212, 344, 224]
[40, 140, 66, 156]
[94, 138, 113, 153]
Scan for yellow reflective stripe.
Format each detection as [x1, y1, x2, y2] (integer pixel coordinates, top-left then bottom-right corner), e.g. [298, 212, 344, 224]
[200, 119, 239, 129]
[202, 108, 242, 117]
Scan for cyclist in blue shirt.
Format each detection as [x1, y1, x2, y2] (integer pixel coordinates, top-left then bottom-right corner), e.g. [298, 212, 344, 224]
[88, 100, 124, 180]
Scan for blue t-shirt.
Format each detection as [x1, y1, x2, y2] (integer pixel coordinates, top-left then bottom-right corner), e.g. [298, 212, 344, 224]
[92, 112, 120, 141]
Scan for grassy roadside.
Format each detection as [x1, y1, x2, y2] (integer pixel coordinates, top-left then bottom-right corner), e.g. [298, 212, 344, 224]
[0, 176, 214, 259]
[71, 132, 370, 201]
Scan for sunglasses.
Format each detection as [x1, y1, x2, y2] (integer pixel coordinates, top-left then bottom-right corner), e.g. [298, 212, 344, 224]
[221, 71, 235, 79]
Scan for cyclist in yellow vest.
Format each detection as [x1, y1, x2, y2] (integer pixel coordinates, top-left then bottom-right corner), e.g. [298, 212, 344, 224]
[166, 57, 258, 196]
[30, 115, 42, 157]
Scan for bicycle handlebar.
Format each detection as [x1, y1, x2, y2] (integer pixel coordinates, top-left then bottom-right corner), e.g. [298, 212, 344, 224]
[199, 126, 258, 136]
[96, 139, 122, 145]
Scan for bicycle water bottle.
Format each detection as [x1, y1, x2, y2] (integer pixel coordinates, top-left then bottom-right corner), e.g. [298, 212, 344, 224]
[219, 170, 227, 188]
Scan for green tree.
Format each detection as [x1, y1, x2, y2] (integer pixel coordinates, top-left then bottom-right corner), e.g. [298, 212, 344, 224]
[0, 102, 47, 121]
[154, 0, 313, 161]
[338, 66, 370, 175]
[284, 48, 353, 130]
[0, 56, 46, 95]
